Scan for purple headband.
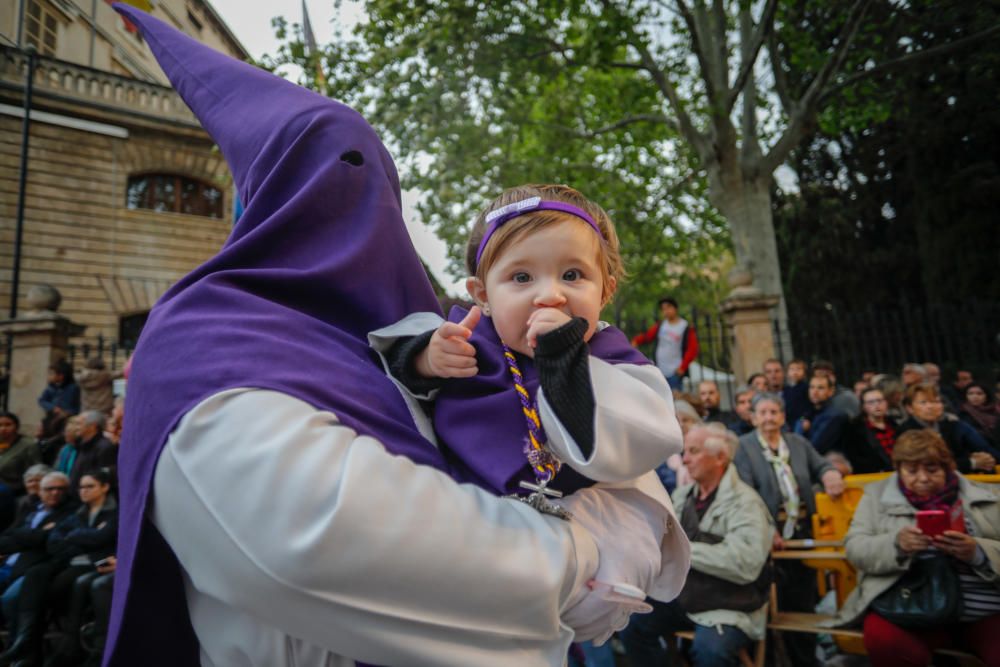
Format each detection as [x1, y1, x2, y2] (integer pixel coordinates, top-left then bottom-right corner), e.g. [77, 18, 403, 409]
[474, 196, 603, 268]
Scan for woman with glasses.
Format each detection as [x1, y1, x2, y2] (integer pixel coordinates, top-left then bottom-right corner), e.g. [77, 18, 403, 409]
[840, 387, 899, 474]
[898, 383, 999, 474]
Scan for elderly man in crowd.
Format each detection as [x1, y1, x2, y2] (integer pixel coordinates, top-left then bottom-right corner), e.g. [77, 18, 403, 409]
[622, 424, 772, 666]
[68, 412, 117, 492]
[698, 381, 735, 427]
[901, 363, 929, 388]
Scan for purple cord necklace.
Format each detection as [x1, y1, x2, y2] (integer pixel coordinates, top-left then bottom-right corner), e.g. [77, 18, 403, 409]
[502, 343, 571, 521]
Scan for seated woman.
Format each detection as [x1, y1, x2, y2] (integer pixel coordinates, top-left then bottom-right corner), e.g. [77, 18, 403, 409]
[733, 392, 845, 667]
[898, 382, 999, 473]
[830, 430, 1000, 666]
[960, 382, 1000, 450]
[0, 412, 42, 531]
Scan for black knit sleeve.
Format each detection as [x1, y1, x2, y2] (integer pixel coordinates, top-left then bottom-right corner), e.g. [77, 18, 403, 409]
[383, 329, 443, 397]
[534, 317, 595, 458]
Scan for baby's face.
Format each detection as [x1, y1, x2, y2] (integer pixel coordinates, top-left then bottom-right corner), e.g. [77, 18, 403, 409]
[480, 219, 605, 357]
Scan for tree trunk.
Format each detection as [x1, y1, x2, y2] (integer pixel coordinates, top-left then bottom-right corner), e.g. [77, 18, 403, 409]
[708, 166, 794, 360]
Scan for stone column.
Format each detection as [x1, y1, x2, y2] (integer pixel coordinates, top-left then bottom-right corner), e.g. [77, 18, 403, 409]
[0, 285, 85, 426]
[720, 268, 780, 386]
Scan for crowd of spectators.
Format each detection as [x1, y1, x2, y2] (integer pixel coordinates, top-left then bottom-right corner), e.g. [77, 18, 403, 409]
[3, 338, 998, 666]
[624, 349, 1000, 667]
[0, 357, 121, 666]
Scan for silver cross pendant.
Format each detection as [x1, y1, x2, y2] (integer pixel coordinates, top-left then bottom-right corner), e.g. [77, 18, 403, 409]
[514, 480, 572, 521]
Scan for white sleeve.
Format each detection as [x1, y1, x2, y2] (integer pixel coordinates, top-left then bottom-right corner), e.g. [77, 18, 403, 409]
[538, 359, 682, 483]
[367, 311, 445, 400]
[151, 388, 599, 667]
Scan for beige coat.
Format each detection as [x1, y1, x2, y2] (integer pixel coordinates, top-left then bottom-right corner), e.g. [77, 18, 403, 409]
[829, 473, 1000, 627]
[672, 464, 773, 640]
[78, 369, 115, 414]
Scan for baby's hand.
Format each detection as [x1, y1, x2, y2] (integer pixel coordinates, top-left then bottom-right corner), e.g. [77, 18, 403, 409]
[526, 308, 572, 352]
[414, 306, 481, 379]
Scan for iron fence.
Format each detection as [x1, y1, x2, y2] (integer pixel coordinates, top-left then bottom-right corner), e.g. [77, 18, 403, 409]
[67, 334, 134, 372]
[773, 300, 1000, 383]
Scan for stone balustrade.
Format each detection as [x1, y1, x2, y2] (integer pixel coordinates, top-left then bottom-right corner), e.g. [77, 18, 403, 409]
[0, 46, 199, 127]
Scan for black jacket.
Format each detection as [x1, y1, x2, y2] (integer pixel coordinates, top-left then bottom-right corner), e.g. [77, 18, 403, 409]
[840, 416, 896, 475]
[47, 497, 118, 567]
[68, 435, 117, 491]
[897, 417, 997, 474]
[0, 498, 77, 583]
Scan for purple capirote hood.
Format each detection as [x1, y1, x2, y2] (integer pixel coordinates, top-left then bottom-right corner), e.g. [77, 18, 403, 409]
[105, 5, 444, 666]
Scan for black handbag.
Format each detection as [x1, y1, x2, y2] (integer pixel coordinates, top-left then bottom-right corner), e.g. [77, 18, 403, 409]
[676, 497, 773, 614]
[870, 552, 962, 628]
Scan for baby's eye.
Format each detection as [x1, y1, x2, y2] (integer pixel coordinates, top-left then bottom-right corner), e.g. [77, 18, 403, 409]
[562, 269, 581, 281]
[513, 272, 531, 283]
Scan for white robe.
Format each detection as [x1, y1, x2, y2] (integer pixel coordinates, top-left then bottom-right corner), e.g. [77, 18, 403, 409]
[151, 321, 688, 666]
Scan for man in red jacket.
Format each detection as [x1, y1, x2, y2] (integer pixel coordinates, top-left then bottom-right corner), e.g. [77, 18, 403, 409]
[631, 297, 699, 390]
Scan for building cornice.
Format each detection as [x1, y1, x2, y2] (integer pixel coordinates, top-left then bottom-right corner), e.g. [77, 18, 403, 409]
[0, 46, 208, 135]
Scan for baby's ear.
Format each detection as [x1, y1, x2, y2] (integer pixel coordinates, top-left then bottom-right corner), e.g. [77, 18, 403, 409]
[466, 277, 487, 307]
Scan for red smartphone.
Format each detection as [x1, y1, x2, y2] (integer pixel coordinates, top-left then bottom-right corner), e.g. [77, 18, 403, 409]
[916, 510, 949, 538]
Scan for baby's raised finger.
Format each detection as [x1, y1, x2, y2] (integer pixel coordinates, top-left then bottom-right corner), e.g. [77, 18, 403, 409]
[441, 337, 476, 357]
[437, 322, 472, 340]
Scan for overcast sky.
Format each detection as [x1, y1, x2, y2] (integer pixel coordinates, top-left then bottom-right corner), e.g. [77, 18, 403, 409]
[207, 0, 464, 294]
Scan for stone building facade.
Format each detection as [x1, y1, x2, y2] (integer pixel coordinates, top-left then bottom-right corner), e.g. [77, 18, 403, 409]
[0, 0, 247, 366]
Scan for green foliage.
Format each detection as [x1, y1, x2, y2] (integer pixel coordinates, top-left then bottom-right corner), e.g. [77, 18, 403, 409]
[773, 0, 1000, 316]
[265, 0, 997, 334]
[266, 1, 731, 330]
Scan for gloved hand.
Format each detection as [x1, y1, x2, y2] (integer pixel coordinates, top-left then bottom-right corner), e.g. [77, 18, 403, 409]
[558, 486, 666, 644]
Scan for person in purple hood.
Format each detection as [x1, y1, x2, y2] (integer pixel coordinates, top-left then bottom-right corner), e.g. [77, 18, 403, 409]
[103, 4, 687, 667]
[369, 183, 689, 622]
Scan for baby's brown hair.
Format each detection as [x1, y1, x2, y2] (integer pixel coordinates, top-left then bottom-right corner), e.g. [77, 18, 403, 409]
[465, 184, 625, 304]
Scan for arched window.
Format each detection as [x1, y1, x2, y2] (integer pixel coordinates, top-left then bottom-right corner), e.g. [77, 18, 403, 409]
[126, 173, 224, 219]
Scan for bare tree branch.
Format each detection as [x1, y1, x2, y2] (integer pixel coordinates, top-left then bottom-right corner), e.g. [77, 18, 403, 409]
[585, 113, 677, 137]
[819, 23, 1000, 103]
[726, 0, 778, 116]
[676, 0, 722, 106]
[526, 113, 676, 138]
[762, 0, 871, 174]
[767, 29, 795, 116]
[711, 0, 730, 90]
[599, 0, 711, 159]
[739, 4, 762, 166]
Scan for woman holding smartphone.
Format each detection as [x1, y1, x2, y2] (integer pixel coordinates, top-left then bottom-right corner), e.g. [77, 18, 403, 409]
[828, 429, 1000, 666]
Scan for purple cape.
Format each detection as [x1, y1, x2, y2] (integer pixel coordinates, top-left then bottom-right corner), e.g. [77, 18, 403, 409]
[106, 6, 448, 666]
[436, 306, 649, 496]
